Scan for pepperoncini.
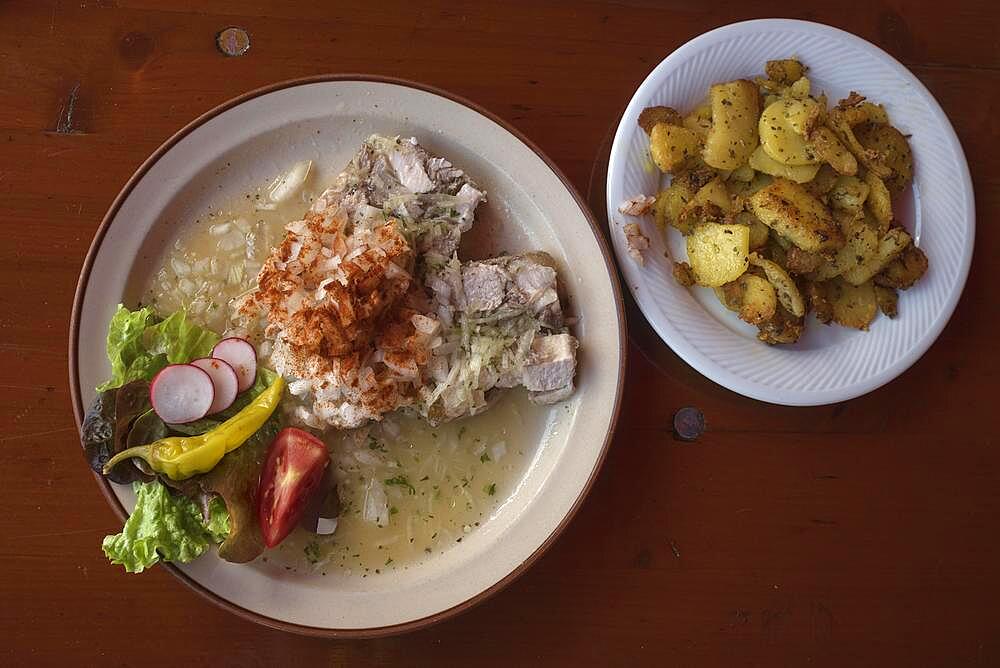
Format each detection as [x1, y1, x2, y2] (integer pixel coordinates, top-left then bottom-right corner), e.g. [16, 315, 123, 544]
[103, 376, 285, 480]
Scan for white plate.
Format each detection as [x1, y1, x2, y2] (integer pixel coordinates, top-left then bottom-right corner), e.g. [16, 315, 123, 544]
[607, 19, 974, 406]
[71, 77, 625, 635]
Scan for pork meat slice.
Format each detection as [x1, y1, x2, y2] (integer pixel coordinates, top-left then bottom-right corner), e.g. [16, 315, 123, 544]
[522, 333, 577, 393]
[427, 251, 565, 329]
[310, 135, 486, 260]
[417, 252, 579, 421]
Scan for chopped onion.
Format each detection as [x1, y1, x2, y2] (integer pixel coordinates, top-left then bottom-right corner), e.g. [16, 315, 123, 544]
[354, 450, 383, 467]
[316, 517, 338, 535]
[170, 258, 191, 276]
[490, 441, 507, 461]
[288, 379, 311, 396]
[216, 233, 244, 252]
[269, 160, 312, 203]
[381, 418, 400, 440]
[362, 478, 389, 526]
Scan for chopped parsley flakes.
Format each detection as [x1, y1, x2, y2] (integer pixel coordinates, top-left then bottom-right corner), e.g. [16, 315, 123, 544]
[384, 475, 416, 495]
[304, 541, 322, 565]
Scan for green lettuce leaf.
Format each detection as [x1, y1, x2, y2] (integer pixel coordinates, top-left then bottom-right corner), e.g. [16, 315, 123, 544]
[145, 310, 220, 365]
[102, 480, 230, 573]
[204, 496, 231, 543]
[96, 305, 220, 392]
[96, 305, 159, 392]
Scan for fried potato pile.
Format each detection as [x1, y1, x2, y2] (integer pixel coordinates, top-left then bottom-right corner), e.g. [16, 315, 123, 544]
[640, 58, 927, 344]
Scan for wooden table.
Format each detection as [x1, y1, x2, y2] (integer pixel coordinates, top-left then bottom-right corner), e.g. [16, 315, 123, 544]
[3, 1, 997, 664]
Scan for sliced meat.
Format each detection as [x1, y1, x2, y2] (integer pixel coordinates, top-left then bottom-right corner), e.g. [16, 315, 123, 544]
[309, 135, 485, 263]
[623, 222, 650, 265]
[416, 253, 579, 422]
[462, 263, 506, 312]
[426, 252, 565, 329]
[523, 333, 578, 392]
[618, 194, 656, 216]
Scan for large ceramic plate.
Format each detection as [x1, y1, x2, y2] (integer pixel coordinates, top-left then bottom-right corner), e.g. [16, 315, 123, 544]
[70, 76, 625, 636]
[607, 19, 974, 405]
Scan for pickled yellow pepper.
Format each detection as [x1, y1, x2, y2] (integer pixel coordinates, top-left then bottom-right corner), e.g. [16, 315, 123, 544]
[103, 376, 285, 481]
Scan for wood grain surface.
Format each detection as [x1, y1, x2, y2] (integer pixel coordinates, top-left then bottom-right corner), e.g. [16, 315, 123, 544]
[2, 1, 998, 665]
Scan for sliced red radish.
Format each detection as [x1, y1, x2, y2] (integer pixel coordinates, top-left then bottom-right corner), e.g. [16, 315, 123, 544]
[150, 364, 214, 424]
[190, 357, 239, 415]
[211, 338, 257, 392]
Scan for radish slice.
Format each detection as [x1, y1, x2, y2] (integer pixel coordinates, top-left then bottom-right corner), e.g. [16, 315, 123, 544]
[191, 358, 239, 415]
[211, 337, 258, 392]
[150, 364, 215, 424]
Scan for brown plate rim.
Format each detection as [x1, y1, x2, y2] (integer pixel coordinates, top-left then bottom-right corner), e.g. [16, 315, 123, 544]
[68, 74, 627, 639]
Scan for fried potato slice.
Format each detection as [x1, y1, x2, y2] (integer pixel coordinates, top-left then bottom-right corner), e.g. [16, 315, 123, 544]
[828, 175, 870, 215]
[863, 171, 893, 234]
[650, 122, 701, 174]
[874, 285, 899, 318]
[733, 211, 770, 250]
[638, 106, 684, 135]
[805, 280, 834, 324]
[841, 227, 911, 286]
[759, 99, 821, 166]
[686, 223, 750, 287]
[874, 245, 929, 290]
[806, 125, 858, 176]
[836, 101, 890, 126]
[737, 274, 778, 325]
[729, 164, 756, 182]
[653, 179, 696, 232]
[715, 274, 779, 326]
[828, 278, 878, 330]
[828, 108, 893, 179]
[683, 104, 713, 139]
[803, 163, 840, 199]
[765, 59, 806, 85]
[672, 261, 696, 287]
[756, 304, 804, 344]
[785, 246, 824, 275]
[786, 77, 811, 100]
[687, 177, 733, 213]
[703, 80, 761, 170]
[749, 252, 806, 317]
[854, 123, 914, 194]
[748, 145, 821, 183]
[812, 211, 879, 281]
[714, 281, 742, 311]
[749, 178, 844, 253]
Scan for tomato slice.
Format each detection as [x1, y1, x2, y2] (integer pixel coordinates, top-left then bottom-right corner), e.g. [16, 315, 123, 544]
[257, 427, 330, 548]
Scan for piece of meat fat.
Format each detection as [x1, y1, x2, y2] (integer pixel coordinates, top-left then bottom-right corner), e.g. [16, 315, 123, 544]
[522, 333, 578, 392]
